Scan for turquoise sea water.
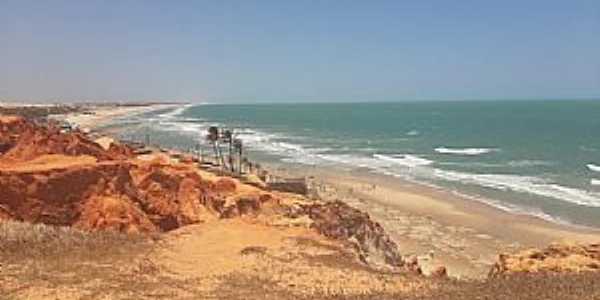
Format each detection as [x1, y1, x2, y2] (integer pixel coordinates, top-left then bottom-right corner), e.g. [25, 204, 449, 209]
[107, 100, 600, 228]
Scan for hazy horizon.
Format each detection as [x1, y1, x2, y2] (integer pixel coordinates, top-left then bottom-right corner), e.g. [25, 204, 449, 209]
[1, 1, 599, 103]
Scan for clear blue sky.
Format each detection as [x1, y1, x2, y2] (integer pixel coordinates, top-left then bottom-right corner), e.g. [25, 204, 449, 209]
[1, 1, 599, 103]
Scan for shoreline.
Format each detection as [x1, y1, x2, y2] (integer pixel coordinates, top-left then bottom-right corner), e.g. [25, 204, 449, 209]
[264, 162, 600, 278]
[54, 103, 182, 131]
[82, 106, 600, 279]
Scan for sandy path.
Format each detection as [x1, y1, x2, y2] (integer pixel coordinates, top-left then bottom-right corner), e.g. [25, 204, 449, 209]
[150, 219, 305, 277]
[146, 218, 431, 297]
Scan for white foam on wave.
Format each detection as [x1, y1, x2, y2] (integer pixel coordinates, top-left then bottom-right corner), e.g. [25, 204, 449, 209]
[433, 169, 600, 208]
[444, 188, 573, 225]
[437, 161, 506, 168]
[591, 179, 600, 186]
[580, 146, 598, 152]
[507, 160, 553, 167]
[233, 129, 337, 165]
[258, 139, 600, 210]
[308, 152, 580, 226]
[587, 164, 600, 172]
[406, 130, 420, 136]
[439, 160, 553, 169]
[310, 153, 433, 172]
[157, 104, 193, 119]
[315, 154, 376, 168]
[435, 147, 496, 156]
[152, 107, 331, 164]
[373, 154, 433, 168]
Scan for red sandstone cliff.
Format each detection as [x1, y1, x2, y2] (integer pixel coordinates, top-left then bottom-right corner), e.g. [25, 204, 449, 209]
[0, 116, 407, 271]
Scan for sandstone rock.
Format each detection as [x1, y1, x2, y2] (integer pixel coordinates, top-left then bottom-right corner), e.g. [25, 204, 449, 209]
[0, 205, 11, 220]
[0, 161, 145, 229]
[2, 126, 124, 162]
[214, 178, 237, 193]
[489, 243, 600, 276]
[243, 173, 267, 189]
[75, 195, 156, 233]
[0, 158, 223, 233]
[107, 141, 134, 158]
[94, 137, 115, 150]
[1, 117, 133, 163]
[430, 265, 447, 278]
[0, 115, 33, 153]
[293, 200, 404, 269]
[404, 255, 422, 274]
[132, 162, 216, 230]
[219, 193, 277, 218]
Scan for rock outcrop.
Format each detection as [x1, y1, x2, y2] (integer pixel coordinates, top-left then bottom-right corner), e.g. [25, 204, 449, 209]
[0, 160, 154, 233]
[3, 127, 122, 162]
[489, 243, 600, 276]
[0, 117, 132, 162]
[288, 200, 405, 269]
[0, 115, 34, 153]
[0, 155, 264, 233]
[131, 162, 217, 230]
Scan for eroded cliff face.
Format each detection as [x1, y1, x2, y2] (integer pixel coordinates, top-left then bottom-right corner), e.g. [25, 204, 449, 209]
[131, 162, 218, 230]
[1, 160, 149, 232]
[0, 159, 251, 234]
[0, 116, 34, 153]
[9, 129, 132, 163]
[489, 243, 600, 276]
[287, 200, 406, 270]
[1, 115, 134, 163]
[0, 116, 212, 233]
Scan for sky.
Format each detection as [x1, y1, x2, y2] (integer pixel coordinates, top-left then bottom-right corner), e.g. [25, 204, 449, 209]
[1, 1, 599, 103]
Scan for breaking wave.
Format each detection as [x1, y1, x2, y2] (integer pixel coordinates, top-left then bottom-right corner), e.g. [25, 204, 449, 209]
[435, 147, 496, 156]
[373, 154, 433, 168]
[406, 130, 420, 136]
[507, 160, 553, 167]
[433, 169, 600, 208]
[157, 104, 193, 119]
[587, 164, 600, 173]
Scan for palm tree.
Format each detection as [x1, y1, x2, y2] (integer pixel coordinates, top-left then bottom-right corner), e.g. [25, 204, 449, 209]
[222, 129, 234, 172]
[206, 126, 222, 165]
[233, 138, 243, 174]
[242, 157, 250, 174]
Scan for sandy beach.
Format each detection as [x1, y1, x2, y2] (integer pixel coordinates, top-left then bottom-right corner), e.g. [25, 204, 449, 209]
[266, 163, 600, 278]
[56, 104, 180, 131]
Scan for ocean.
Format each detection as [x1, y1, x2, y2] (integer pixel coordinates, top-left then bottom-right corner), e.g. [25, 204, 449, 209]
[104, 100, 600, 228]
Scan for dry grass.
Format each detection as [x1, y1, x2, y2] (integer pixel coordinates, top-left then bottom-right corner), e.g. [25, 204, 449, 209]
[213, 272, 600, 300]
[1, 221, 599, 299]
[0, 220, 191, 299]
[0, 220, 150, 261]
[424, 273, 600, 300]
